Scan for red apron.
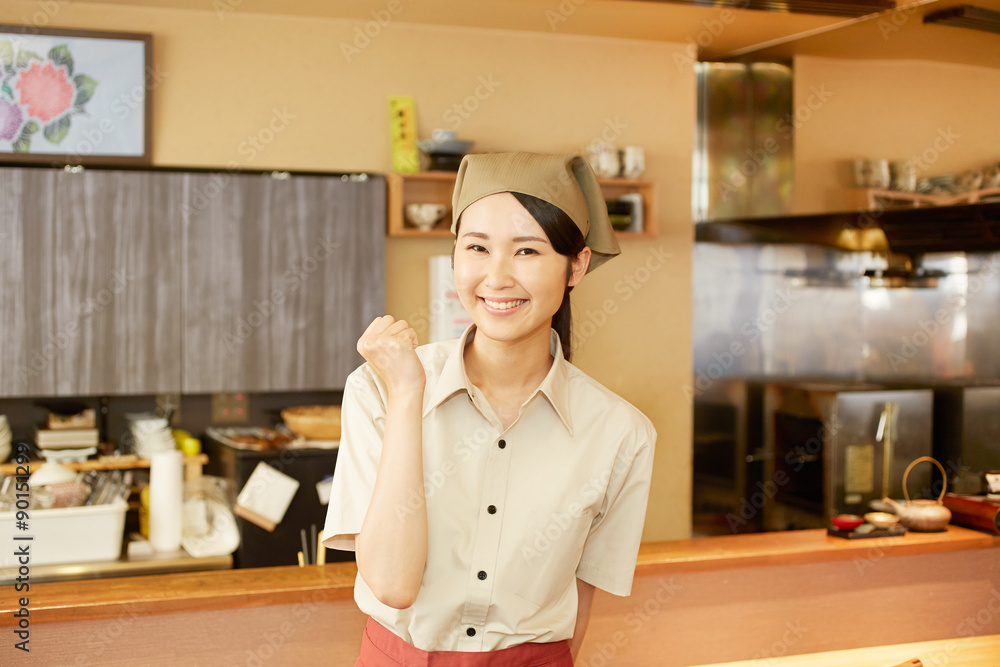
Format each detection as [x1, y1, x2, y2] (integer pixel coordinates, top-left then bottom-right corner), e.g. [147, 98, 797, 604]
[356, 617, 575, 667]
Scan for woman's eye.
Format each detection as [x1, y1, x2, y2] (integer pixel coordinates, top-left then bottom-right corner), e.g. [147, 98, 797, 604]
[516, 248, 538, 256]
[466, 244, 486, 253]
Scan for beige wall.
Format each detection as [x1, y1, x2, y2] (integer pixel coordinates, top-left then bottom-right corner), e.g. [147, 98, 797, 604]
[0, 1, 695, 540]
[794, 55, 1000, 214]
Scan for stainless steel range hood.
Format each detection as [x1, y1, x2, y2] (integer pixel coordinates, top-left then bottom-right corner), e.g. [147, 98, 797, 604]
[696, 200, 1000, 255]
[694, 61, 1000, 257]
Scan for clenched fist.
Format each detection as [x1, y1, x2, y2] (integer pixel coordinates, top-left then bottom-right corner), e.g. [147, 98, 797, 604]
[357, 315, 425, 397]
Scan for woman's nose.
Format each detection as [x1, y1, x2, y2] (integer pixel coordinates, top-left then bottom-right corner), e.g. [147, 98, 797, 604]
[484, 254, 514, 289]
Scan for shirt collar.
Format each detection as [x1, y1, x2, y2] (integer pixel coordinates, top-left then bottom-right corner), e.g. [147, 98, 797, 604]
[423, 324, 574, 434]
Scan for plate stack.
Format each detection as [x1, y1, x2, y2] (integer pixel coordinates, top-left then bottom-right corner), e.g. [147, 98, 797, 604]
[126, 414, 176, 459]
[417, 130, 473, 172]
[0, 416, 10, 462]
[35, 407, 99, 459]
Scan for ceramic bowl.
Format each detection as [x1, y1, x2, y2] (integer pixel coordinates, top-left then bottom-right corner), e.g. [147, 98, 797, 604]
[29, 461, 78, 487]
[405, 203, 448, 231]
[864, 511, 900, 529]
[831, 513, 865, 531]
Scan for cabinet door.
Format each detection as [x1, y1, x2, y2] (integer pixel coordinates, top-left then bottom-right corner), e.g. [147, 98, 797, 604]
[182, 173, 384, 393]
[265, 175, 385, 391]
[0, 168, 183, 397]
[180, 172, 271, 392]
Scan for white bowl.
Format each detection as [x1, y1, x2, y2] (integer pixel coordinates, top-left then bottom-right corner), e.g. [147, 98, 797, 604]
[29, 461, 78, 487]
[405, 203, 448, 231]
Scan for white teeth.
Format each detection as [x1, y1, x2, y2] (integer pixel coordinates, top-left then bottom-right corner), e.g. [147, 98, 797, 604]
[483, 298, 525, 310]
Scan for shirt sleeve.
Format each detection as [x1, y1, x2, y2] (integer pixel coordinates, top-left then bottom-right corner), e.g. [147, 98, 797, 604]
[575, 415, 656, 596]
[322, 365, 387, 551]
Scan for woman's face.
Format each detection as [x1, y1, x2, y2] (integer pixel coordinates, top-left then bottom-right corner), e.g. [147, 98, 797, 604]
[453, 192, 590, 349]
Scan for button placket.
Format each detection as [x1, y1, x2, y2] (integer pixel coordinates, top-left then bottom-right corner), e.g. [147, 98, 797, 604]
[457, 432, 513, 649]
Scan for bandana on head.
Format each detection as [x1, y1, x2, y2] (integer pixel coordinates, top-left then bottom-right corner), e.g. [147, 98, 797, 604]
[451, 152, 622, 273]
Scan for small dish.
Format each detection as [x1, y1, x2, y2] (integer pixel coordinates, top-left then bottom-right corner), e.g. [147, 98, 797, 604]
[831, 513, 865, 531]
[405, 203, 448, 231]
[417, 138, 474, 156]
[864, 511, 900, 529]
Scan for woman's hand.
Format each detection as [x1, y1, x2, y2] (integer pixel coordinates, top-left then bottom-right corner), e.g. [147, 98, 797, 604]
[357, 315, 425, 396]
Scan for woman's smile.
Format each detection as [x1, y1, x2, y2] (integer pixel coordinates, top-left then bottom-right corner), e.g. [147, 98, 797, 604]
[479, 296, 528, 313]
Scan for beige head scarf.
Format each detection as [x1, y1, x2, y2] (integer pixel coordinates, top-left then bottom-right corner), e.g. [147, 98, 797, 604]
[451, 152, 621, 273]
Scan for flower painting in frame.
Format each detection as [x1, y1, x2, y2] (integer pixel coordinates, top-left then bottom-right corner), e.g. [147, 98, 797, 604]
[0, 25, 152, 165]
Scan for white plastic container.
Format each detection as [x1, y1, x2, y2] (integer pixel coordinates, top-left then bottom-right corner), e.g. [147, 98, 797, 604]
[0, 498, 127, 567]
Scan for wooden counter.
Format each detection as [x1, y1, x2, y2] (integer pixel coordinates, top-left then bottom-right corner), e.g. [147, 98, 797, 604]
[699, 634, 1000, 667]
[2, 526, 998, 666]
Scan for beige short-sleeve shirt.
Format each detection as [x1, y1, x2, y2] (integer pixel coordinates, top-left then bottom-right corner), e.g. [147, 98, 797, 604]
[323, 325, 656, 651]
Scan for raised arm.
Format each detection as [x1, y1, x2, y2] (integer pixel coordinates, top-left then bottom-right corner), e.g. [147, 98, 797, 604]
[354, 315, 428, 609]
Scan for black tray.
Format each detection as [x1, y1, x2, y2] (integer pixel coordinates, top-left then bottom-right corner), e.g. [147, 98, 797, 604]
[827, 524, 907, 539]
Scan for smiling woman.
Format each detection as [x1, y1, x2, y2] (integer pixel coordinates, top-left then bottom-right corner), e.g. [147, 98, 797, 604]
[323, 152, 657, 666]
[453, 191, 589, 363]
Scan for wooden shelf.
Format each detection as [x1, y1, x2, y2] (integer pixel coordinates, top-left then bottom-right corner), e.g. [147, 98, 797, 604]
[0, 453, 209, 479]
[387, 171, 658, 239]
[848, 186, 1000, 210]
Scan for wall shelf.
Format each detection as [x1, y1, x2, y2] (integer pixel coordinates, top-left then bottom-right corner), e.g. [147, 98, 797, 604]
[848, 187, 1000, 210]
[387, 171, 658, 239]
[1, 453, 209, 480]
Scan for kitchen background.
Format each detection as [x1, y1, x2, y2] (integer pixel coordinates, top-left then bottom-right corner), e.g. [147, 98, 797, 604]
[1, 0, 999, 545]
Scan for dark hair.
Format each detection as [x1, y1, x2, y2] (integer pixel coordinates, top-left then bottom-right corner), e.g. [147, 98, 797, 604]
[453, 192, 586, 361]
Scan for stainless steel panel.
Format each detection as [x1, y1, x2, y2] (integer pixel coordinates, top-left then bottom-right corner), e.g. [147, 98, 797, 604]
[693, 244, 1000, 383]
[694, 62, 793, 222]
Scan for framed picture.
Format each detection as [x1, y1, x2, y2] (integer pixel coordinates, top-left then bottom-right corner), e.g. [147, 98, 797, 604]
[0, 25, 152, 165]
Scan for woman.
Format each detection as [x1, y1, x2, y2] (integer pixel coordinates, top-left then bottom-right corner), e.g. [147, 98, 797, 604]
[324, 152, 656, 666]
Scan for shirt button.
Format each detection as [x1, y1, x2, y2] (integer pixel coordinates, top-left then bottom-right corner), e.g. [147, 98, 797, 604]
[487, 505, 497, 514]
[467, 628, 476, 637]
[498, 439, 506, 449]
[477, 570, 487, 580]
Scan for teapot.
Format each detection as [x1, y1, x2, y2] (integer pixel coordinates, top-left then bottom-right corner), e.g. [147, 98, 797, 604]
[883, 456, 952, 532]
